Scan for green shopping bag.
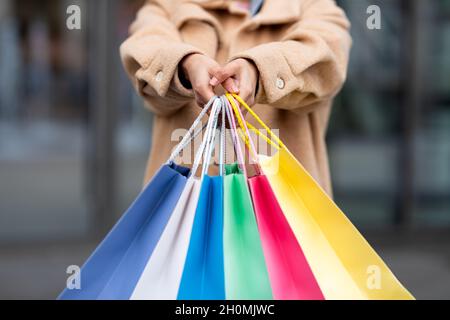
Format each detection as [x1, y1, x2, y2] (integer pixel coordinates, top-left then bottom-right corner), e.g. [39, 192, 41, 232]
[223, 163, 272, 300]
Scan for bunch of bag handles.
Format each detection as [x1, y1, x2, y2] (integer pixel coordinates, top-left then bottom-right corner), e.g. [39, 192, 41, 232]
[165, 96, 225, 180]
[226, 93, 286, 150]
[165, 93, 285, 179]
[224, 92, 287, 179]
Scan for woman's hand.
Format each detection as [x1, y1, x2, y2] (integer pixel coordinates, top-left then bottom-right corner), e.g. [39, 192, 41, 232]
[209, 58, 259, 106]
[180, 53, 221, 107]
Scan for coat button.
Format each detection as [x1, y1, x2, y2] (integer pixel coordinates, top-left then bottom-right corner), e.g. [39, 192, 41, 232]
[156, 71, 164, 82]
[276, 77, 285, 89]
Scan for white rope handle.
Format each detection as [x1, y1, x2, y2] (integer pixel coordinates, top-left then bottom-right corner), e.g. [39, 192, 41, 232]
[191, 98, 221, 178]
[167, 96, 217, 163]
[222, 95, 247, 178]
[219, 99, 226, 176]
[201, 99, 221, 178]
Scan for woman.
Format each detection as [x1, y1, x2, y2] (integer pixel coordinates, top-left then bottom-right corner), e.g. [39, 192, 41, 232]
[120, 0, 352, 195]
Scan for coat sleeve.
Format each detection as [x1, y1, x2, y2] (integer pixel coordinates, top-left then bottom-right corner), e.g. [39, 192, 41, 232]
[230, 0, 352, 111]
[120, 0, 206, 116]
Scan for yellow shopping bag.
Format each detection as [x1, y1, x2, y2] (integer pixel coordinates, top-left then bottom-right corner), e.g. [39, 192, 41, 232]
[226, 93, 414, 300]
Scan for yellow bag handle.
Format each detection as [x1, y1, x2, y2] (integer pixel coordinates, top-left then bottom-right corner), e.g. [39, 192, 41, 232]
[245, 122, 280, 151]
[226, 93, 263, 174]
[225, 93, 252, 153]
[225, 93, 286, 151]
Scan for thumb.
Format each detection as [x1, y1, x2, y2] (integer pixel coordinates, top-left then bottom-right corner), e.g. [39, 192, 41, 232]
[222, 78, 239, 94]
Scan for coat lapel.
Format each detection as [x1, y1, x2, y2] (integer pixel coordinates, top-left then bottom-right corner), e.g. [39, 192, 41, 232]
[251, 0, 301, 26]
[187, 0, 301, 28]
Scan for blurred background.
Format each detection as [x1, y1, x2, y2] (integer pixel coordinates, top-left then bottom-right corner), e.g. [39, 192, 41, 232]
[0, 0, 449, 299]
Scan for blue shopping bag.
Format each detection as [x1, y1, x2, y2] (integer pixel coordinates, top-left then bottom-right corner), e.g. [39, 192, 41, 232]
[177, 175, 225, 300]
[177, 97, 225, 300]
[58, 162, 190, 300]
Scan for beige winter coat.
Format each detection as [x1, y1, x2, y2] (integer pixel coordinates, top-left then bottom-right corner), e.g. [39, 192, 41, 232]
[120, 0, 352, 195]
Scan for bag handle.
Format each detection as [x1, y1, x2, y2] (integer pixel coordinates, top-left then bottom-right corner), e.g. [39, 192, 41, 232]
[245, 121, 280, 151]
[191, 98, 221, 178]
[225, 93, 285, 150]
[201, 98, 222, 178]
[221, 96, 248, 178]
[226, 95, 259, 163]
[225, 94, 262, 175]
[167, 96, 217, 164]
[202, 99, 223, 178]
[219, 98, 226, 176]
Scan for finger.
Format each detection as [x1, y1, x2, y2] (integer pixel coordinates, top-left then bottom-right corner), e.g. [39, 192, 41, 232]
[209, 66, 222, 86]
[222, 78, 239, 94]
[195, 84, 215, 107]
[209, 62, 239, 86]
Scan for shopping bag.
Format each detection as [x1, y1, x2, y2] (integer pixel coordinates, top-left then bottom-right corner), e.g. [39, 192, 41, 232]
[177, 99, 225, 300]
[130, 174, 201, 300]
[59, 97, 218, 300]
[130, 98, 222, 300]
[177, 176, 224, 300]
[227, 93, 322, 300]
[223, 164, 272, 300]
[58, 162, 190, 300]
[248, 174, 324, 300]
[227, 93, 414, 300]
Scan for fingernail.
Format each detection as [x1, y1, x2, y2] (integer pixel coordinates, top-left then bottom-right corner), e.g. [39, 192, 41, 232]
[232, 84, 239, 93]
[210, 77, 219, 86]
